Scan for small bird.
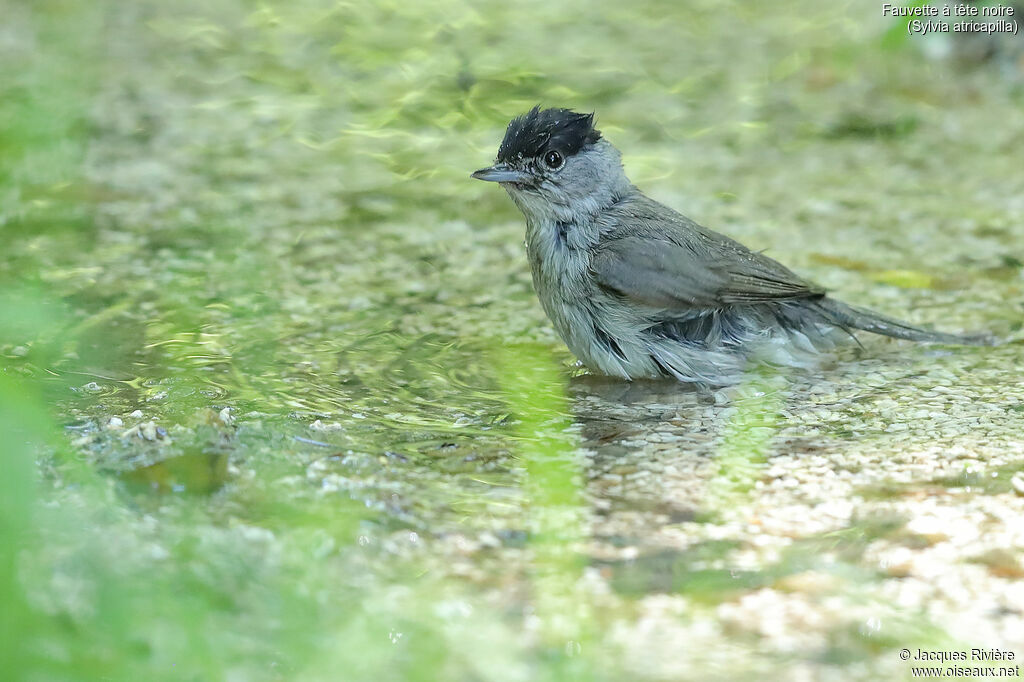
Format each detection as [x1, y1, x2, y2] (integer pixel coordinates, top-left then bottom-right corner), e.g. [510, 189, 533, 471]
[473, 107, 987, 384]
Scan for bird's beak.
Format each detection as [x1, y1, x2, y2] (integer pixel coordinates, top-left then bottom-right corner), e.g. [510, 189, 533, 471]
[471, 163, 531, 184]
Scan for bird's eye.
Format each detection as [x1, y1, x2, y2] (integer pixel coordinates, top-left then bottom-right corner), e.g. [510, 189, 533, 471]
[543, 150, 564, 169]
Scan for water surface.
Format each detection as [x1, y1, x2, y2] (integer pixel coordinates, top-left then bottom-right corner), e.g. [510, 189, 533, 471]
[2, 1, 1023, 679]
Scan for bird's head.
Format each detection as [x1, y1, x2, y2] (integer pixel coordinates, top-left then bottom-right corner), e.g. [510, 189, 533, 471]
[472, 107, 629, 222]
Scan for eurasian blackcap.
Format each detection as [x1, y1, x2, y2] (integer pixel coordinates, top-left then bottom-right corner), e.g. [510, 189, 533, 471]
[473, 107, 987, 384]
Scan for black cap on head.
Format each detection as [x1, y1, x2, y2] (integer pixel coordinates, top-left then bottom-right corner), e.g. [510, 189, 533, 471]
[496, 106, 601, 164]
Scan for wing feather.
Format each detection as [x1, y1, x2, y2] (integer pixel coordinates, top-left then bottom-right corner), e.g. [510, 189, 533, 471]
[591, 197, 824, 309]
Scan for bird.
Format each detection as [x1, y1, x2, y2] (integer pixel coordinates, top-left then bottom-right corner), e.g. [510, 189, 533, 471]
[472, 106, 988, 385]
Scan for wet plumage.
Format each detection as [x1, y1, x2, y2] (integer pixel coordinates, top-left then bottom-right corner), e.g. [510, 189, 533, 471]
[473, 107, 987, 385]
[497, 107, 602, 164]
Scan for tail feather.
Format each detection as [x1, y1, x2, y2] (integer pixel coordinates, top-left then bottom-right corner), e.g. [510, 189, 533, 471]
[813, 299, 992, 346]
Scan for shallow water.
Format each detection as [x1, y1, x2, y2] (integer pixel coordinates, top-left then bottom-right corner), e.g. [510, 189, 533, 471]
[2, 0, 1023, 679]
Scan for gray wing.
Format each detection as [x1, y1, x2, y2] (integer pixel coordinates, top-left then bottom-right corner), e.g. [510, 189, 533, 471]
[591, 198, 823, 309]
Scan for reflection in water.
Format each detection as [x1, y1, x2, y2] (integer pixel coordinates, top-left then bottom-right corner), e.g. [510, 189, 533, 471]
[569, 369, 783, 527]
